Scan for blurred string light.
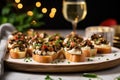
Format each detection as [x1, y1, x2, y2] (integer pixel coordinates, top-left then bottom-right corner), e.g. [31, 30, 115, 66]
[17, 3, 23, 9]
[27, 11, 33, 16]
[31, 20, 37, 25]
[42, 8, 47, 13]
[51, 8, 57, 13]
[14, 1, 57, 19]
[15, 0, 20, 3]
[49, 8, 57, 18]
[35, 1, 41, 7]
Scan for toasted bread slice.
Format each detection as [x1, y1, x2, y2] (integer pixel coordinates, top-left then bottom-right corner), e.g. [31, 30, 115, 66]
[10, 48, 27, 59]
[57, 49, 65, 59]
[64, 52, 86, 62]
[32, 52, 59, 63]
[90, 48, 97, 56]
[95, 45, 111, 54]
[82, 48, 97, 57]
[81, 47, 90, 57]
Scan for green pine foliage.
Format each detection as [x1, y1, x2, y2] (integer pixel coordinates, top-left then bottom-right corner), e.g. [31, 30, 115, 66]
[0, 3, 45, 32]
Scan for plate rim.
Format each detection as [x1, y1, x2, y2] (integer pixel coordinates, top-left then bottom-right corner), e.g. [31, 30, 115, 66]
[4, 47, 120, 72]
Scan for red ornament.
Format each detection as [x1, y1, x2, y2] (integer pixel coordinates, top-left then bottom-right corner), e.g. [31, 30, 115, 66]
[100, 18, 117, 27]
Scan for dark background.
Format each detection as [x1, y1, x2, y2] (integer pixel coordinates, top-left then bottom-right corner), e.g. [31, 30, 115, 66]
[0, 0, 120, 30]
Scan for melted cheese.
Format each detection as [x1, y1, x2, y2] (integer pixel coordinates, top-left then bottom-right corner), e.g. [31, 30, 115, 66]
[64, 47, 82, 55]
[63, 38, 69, 44]
[95, 44, 110, 48]
[81, 46, 91, 50]
[34, 49, 55, 56]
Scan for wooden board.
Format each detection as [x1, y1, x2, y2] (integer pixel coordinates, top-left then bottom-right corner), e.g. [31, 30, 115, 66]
[4, 47, 120, 72]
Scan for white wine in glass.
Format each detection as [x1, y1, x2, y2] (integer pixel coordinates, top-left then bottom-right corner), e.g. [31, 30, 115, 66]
[62, 0, 87, 33]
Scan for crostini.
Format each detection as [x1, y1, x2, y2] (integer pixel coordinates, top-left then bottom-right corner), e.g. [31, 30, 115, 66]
[8, 31, 28, 59]
[27, 32, 48, 56]
[63, 32, 86, 62]
[9, 40, 27, 59]
[80, 39, 97, 57]
[91, 34, 111, 54]
[32, 33, 64, 63]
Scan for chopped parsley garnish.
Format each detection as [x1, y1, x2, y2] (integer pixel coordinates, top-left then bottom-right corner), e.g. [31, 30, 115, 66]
[87, 58, 93, 61]
[114, 54, 117, 56]
[82, 73, 103, 80]
[35, 43, 42, 47]
[51, 59, 64, 64]
[24, 57, 32, 62]
[18, 40, 22, 44]
[82, 73, 98, 78]
[45, 75, 53, 80]
[98, 58, 101, 60]
[44, 75, 62, 80]
[67, 61, 70, 64]
[58, 78, 62, 80]
[66, 42, 70, 47]
[106, 58, 109, 60]
[55, 39, 62, 45]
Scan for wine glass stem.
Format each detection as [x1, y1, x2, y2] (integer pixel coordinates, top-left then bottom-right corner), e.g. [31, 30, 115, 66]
[72, 22, 77, 33]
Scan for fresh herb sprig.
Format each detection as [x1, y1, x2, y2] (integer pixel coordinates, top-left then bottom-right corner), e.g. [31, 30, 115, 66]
[83, 73, 98, 78]
[44, 75, 62, 80]
[45, 75, 53, 80]
[82, 73, 103, 80]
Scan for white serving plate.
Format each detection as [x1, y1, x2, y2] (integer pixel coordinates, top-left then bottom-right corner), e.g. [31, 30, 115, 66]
[4, 47, 120, 72]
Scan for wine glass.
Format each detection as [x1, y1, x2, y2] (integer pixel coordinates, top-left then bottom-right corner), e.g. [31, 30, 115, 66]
[62, 0, 87, 33]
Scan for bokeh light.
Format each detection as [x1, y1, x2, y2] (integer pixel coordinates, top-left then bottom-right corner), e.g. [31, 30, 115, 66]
[27, 11, 33, 16]
[17, 3, 23, 9]
[15, 0, 20, 3]
[35, 2, 41, 7]
[49, 8, 57, 18]
[42, 8, 47, 13]
[49, 13, 55, 18]
[31, 20, 37, 25]
[51, 8, 57, 13]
